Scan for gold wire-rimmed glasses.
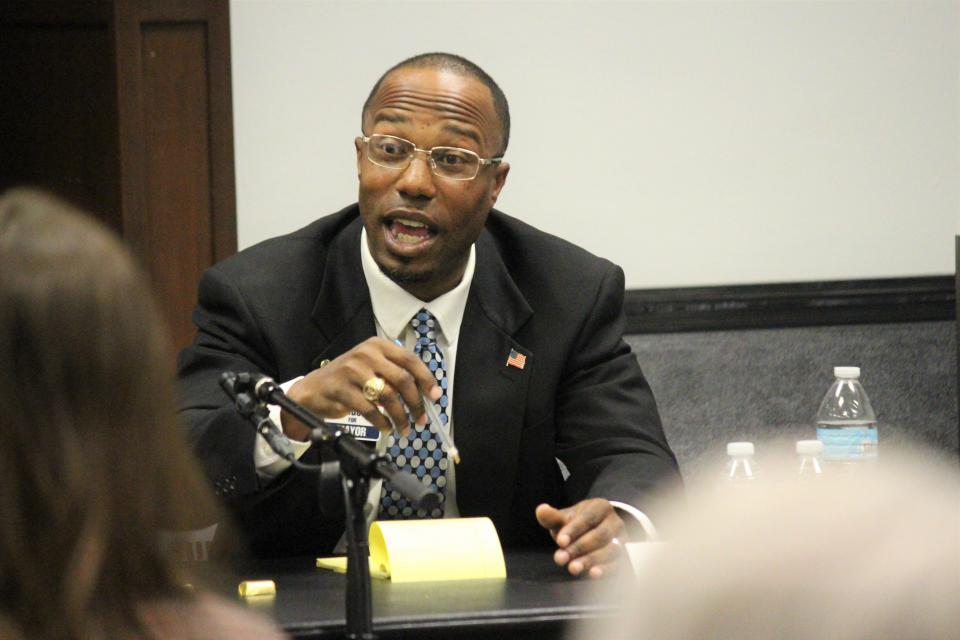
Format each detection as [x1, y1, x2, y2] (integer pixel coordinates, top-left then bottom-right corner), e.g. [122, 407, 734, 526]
[359, 134, 503, 181]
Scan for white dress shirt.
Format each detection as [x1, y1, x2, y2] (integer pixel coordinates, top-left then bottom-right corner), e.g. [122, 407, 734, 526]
[254, 228, 472, 520]
[252, 229, 656, 539]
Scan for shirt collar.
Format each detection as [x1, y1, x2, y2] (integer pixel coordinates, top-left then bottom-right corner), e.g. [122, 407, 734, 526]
[360, 227, 474, 345]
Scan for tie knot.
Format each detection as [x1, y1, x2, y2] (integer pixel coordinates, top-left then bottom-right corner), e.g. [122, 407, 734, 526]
[411, 308, 439, 347]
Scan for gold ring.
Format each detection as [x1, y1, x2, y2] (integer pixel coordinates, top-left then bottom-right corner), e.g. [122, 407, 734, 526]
[362, 376, 385, 403]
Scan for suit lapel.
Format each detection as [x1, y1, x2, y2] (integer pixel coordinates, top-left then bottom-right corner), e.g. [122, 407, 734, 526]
[453, 229, 534, 525]
[309, 217, 377, 367]
[305, 220, 535, 526]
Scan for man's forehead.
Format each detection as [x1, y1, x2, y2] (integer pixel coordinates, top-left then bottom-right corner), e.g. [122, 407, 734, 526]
[366, 67, 498, 145]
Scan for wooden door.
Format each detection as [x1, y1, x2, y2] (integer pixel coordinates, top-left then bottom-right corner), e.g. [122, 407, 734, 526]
[0, 0, 237, 350]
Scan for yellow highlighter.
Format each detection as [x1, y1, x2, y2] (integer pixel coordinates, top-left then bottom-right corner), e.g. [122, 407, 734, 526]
[237, 580, 276, 598]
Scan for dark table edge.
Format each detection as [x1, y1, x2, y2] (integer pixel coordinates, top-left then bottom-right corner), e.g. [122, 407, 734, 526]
[283, 604, 617, 637]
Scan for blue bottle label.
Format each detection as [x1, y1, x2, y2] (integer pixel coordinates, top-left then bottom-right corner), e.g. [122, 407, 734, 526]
[816, 426, 878, 461]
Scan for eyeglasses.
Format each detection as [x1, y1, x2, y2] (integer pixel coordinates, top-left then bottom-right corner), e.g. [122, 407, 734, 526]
[359, 134, 503, 181]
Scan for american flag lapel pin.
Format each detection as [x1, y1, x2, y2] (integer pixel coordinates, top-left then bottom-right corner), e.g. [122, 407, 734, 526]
[506, 348, 527, 370]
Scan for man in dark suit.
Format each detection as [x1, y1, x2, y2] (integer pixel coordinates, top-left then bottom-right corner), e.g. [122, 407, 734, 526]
[178, 53, 681, 578]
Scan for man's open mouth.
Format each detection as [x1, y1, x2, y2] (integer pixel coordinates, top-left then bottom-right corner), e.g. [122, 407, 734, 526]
[389, 217, 434, 244]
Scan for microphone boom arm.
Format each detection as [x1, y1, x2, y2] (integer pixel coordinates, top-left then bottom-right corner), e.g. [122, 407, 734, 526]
[219, 371, 440, 511]
[220, 370, 442, 639]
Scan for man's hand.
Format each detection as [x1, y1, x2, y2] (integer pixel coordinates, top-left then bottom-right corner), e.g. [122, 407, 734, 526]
[535, 498, 626, 579]
[280, 337, 441, 441]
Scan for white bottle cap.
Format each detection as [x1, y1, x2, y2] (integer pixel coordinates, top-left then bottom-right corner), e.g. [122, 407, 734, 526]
[834, 366, 860, 379]
[796, 439, 824, 455]
[727, 442, 755, 457]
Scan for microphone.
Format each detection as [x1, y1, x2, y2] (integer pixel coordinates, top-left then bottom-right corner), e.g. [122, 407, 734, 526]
[219, 371, 294, 460]
[252, 374, 281, 404]
[219, 371, 279, 401]
[375, 461, 442, 512]
[221, 371, 439, 511]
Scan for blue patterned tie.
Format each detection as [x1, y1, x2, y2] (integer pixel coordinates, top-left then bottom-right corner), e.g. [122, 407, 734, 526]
[378, 309, 449, 519]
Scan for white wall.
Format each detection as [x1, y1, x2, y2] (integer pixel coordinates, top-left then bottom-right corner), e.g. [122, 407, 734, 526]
[231, 0, 959, 288]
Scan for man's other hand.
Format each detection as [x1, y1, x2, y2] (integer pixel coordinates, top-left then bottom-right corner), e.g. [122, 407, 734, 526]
[535, 498, 626, 579]
[280, 337, 441, 441]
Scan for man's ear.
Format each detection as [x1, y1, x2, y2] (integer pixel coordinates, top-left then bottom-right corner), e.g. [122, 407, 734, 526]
[354, 137, 364, 178]
[489, 162, 510, 206]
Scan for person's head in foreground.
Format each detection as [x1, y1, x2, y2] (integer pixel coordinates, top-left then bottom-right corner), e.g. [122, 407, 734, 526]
[0, 189, 283, 639]
[573, 448, 959, 640]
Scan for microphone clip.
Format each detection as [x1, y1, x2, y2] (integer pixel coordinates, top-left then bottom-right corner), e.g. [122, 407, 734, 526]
[219, 371, 292, 459]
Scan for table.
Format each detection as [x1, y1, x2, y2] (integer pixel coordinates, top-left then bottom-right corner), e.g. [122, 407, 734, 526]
[234, 551, 617, 639]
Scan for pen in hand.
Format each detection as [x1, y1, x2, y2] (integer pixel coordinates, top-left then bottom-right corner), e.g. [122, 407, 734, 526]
[395, 338, 460, 464]
[421, 390, 460, 464]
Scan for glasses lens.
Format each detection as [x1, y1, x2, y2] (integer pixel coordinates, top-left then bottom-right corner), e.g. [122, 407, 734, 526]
[367, 135, 413, 168]
[430, 147, 480, 180]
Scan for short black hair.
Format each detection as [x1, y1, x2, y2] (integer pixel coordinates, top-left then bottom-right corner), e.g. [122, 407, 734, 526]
[361, 52, 510, 156]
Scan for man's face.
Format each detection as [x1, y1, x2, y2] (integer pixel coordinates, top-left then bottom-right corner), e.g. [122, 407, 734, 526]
[356, 67, 509, 301]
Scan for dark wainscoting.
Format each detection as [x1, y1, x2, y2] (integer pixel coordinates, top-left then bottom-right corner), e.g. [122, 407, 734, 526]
[0, 0, 237, 351]
[625, 276, 955, 334]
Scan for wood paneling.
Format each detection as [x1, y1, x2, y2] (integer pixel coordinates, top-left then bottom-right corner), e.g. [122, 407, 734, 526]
[0, 19, 121, 231]
[140, 22, 213, 350]
[0, 0, 236, 350]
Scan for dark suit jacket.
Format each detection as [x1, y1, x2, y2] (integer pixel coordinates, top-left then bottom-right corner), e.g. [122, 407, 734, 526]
[177, 204, 681, 557]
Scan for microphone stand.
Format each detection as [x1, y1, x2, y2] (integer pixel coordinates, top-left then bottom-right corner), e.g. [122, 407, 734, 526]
[221, 373, 439, 640]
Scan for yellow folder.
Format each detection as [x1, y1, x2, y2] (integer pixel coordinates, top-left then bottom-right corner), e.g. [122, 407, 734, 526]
[317, 517, 506, 583]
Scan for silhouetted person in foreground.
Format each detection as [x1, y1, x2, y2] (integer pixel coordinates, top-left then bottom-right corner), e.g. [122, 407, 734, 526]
[0, 189, 285, 639]
[572, 448, 959, 639]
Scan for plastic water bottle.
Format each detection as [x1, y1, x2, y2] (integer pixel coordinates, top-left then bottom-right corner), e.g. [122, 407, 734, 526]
[726, 442, 757, 484]
[796, 439, 825, 478]
[815, 366, 878, 466]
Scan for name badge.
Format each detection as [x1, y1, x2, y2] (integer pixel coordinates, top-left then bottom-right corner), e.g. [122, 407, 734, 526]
[324, 410, 380, 442]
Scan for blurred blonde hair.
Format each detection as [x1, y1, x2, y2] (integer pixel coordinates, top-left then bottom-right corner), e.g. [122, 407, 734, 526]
[574, 448, 960, 640]
[0, 189, 222, 638]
